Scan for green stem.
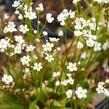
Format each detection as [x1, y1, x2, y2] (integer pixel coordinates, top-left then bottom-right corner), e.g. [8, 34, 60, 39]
[74, 98, 78, 109]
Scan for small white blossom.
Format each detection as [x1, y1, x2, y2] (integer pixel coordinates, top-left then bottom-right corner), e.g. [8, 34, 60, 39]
[25, 68, 30, 73]
[67, 78, 74, 85]
[4, 22, 17, 33]
[18, 14, 23, 20]
[75, 87, 87, 99]
[72, 0, 80, 4]
[36, 3, 44, 12]
[94, 42, 102, 51]
[61, 80, 68, 86]
[4, 14, 9, 19]
[67, 62, 77, 72]
[77, 41, 84, 49]
[42, 42, 54, 52]
[49, 38, 59, 42]
[12, 0, 20, 8]
[74, 30, 82, 37]
[24, 10, 36, 20]
[86, 38, 95, 47]
[81, 52, 87, 59]
[33, 30, 37, 34]
[55, 81, 60, 86]
[32, 63, 43, 71]
[26, 45, 35, 52]
[69, 10, 75, 18]
[105, 79, 109, 84]
[20, 55, 31, 66]
[66, 73, 72, 78]
[58, 30, 64, 36]
[19, 25, 29, 33]
[93, 0, 109, 3]
[42, 31, 48, 36]
[102, 41, 109, 50]
[66, 89, 73, 98]
[52, 72, 60, 78]
[96, 82, 105, 94]
[0, 38, 10, 52]
[15, 10, 20, 14]
[104, 89, 109, 96]
[14, 35, 24, 44]
[46, 13, 54, 23]
[2, 74, 13, 85]
[14, 44, 22, 54]
[45, 54, 54, 62]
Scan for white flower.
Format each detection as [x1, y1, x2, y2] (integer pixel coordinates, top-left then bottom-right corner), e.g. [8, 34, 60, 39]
[12, 0, 20, 8]
[36, 3, 44, 12]
[2, 74, 13, 84]
[74, 30, 82, 37]
[66, 89, 73, 98]
[46, 13, 54, 23]
[52, 72, 60, 78]
[58, 30, 64, 36]
[14, 44, 22, 54]
[105, 79, 109, 84]
[74, 22, 82, 30]
[19, 25, 29, 33]
[32, 63, 43, 71]
[96, 82, 105, 94]
[66, 73, 72, 78]
[25, 68, 30, 73]
[55, 81, 60, 86]
[67, 62, 77, 72]
[26, 45, 35, 52]
[103, 60, 109, 73]
[45, 54, 54, 62]
[75, 87, 87, 99]
[49, 38, 59, 42]
[57, 9, 68, 25]
[4, 22, 17, 33]
[69, 10, 75, 18]
[102, 41, 109, 50]
[89, 23, 96, 30]
[67, 78, 74, 85]
[86, 38, 95, 47]
[24, 10, 36, 20]
[0, 38, 10, 52]
[57, 9, 75, 25]
[96, 86, 104, 94]
[4, 14, 9, 19]
[15, 10, 20, 14]
[82, 30, 92, 37]
[42, 42, 54, 52]
[20, 55, 31, 66]
[94, 42, 102, 51]
[81, 52, 86, 59]
[90, 35, 97, 41]
[18, 14, 23, 20]
[72, 0, 80, 4]
[104, 89, 109, 96]
[77, 41, 84, 49]
[93, 0, 104, 3]
[15, 35, 24, 44]
[61, 80, 68, 86]
[33, 30, 37, 34]
[42, 31, 48, 36]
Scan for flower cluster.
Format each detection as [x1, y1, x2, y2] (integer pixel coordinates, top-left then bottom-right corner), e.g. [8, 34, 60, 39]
[0, 0, 109, 109]
[96, 80, 109, 96]
[57, 9, 75, 25]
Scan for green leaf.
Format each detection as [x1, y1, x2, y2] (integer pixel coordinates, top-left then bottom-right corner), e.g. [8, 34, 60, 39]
[29, 100, 39, 109]
[53, 100, 62, 107]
